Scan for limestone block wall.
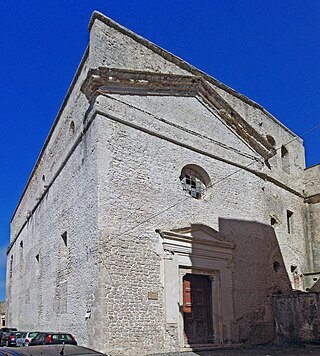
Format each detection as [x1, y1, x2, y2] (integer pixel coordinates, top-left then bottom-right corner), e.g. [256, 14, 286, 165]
[304, 165, 320, 273]
[10, 53, 91, 245]
[6, 117, 100, 348]
[87, 12, 306, 197]
[88, 15, 190, 75]
[214, 88, 306, 194]
[93, 93, 309, 279]
[6, 11, 313, 355]
[305, 164, 320, 198]
[263, 181, 310, 284]
[306, 204, 320, 272]
[273, 292, 320, 344]
[89, 90, 308, 353]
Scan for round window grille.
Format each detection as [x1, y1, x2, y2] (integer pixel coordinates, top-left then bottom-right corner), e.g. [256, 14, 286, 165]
[180, 165, 209, 199]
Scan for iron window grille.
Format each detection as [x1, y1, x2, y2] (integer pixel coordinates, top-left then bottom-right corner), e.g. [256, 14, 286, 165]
[181, 168, 207, 199]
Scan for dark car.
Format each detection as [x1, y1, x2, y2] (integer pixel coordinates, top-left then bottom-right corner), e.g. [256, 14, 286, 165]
[28, 332, 77, 346]
[0, 331, 23, 347]
[1, 344, 106, 355]
[0, 328, 17, 345]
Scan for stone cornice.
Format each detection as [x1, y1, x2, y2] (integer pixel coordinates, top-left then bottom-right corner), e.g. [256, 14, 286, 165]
[89, 11, 301, 141]
[81, 67, 276, 160]
[305, 193, 320, 204]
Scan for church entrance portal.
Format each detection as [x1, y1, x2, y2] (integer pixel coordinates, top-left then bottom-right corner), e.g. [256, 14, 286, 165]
[183, 273, 214, 344]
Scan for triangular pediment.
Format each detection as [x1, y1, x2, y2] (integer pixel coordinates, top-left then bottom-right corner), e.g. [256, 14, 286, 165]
[81, 68, 276, 160]
[157, 224, 235, 250]
[88, 11, 296, 141]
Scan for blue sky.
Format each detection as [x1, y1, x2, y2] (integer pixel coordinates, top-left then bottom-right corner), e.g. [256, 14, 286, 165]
[0, 1, 319, 300]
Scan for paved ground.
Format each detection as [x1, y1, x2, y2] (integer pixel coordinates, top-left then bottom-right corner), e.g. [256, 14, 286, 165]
[153, 344, 320, 355]
[0, 344, 105, 355]
[2, 345, 320, 356]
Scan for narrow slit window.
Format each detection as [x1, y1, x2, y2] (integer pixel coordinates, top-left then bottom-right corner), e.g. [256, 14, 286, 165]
[9, 255, 13, 278]
[287, 210, 293, 234]
[270, 217, 277, 226]
[69, 121, 75, 135]
[291, 265, 297, 273]
[281, 145, 290, 174]
[61, 231, 68, 247]
[36, 254, 40, 262]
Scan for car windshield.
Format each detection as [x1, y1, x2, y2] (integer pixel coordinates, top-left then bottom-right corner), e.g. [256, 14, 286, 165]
[29, 332, 39, 338]
[52, 334, 73, 340]
[14, 332, 24, 337]
[35, 333, 48, 340]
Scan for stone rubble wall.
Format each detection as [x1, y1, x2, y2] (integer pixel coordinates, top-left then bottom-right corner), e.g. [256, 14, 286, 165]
[274, 292, 320, 344]
[92, 90, 307, 353]
[7, 115, 100, 349]
[10, 54, 91, 244]
[89, 14, 306, 196]
[6, 11, 315, 356]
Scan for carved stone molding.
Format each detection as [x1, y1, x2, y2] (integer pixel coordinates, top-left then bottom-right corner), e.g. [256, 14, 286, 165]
[81, 67, 276, 160]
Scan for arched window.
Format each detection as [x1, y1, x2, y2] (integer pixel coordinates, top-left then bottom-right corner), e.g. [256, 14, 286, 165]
[180, 165, 210, 199]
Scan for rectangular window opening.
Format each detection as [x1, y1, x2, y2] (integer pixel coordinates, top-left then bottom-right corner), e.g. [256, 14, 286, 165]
[61, 231, 68, 247]
[287, 210, 293, 234]
[9, 255, 13, 278]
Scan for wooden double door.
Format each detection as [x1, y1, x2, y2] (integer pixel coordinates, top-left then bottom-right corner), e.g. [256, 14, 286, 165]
[183, 273, 214, 344]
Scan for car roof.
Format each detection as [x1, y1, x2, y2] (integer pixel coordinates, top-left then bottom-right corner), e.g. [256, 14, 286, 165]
[0, 344, 107, 355]
[37, 332, 72, 334]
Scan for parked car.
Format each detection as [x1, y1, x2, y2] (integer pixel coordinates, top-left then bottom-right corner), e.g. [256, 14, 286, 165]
[0, 331, 23, 347]
[16, 331, 39, 347]
[0, 344, 107, 355]
[0, 328, 17, 345]
[28, 332, 77, 346]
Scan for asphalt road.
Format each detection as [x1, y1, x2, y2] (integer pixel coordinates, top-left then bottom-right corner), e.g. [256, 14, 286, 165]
[0, 344, 107, 355]
[153, 345, 320, 355]
[1, 345, 320, 356]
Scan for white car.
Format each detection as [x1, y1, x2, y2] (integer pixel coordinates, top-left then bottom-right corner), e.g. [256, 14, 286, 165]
[16, 331, 39, 346]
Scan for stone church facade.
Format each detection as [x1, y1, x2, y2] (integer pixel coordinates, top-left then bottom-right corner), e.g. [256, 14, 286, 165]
[6, 11, 320, 355]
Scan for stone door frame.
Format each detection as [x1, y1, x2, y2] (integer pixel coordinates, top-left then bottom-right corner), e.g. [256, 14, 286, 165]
[158, 224, 236, 350]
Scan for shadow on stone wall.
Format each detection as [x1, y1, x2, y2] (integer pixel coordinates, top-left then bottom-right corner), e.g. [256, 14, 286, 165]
[178, 218, 298, 352]
[176, 217, 320, 354]
[217, 218, 292, 345]
[273, 292, 320, 345]
[182, 218, 294, 350]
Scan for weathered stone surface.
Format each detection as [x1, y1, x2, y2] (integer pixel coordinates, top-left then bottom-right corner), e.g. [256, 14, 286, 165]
[274, 292, 320, 344]
[5, 10, 320, 356]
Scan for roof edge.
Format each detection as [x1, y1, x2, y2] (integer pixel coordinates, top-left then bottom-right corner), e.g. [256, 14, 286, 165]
[88, 11, 300, 140]
[11, 46, 89, 224]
